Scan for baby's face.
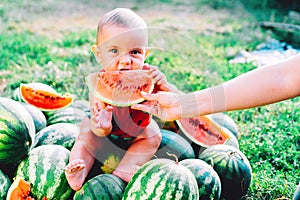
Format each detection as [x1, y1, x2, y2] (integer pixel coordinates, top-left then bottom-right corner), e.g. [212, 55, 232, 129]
[97, 25, 148, 71]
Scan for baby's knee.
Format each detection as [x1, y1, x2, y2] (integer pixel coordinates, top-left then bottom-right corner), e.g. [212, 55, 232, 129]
[149, 131, 162, 148]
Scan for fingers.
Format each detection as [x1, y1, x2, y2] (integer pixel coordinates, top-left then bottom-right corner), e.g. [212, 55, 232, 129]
[131, 103, 158, 116]
[140, 91, 159, 101]
[143, 63, 157, 71]
[131, 103, 150, 112]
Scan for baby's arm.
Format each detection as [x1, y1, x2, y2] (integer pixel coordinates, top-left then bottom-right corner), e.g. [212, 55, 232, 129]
[88, 87, 113, 137]
[112, 119, 162, 182]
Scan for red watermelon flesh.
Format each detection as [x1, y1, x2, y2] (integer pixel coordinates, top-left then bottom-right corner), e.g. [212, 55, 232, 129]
[177, 115, 237, 148]
[86, 70, 154, 107]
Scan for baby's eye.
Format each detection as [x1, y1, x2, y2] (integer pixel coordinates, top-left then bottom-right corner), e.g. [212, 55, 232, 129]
[109, 48, 118, 54]
[131, 49, 142, 55]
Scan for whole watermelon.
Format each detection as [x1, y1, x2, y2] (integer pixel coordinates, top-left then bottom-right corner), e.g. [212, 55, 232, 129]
[155, 129, 195, 161]
[74, 174, 126, 199]
[0, 169, 11, 199]
[34, 122, 79, 150]
[15, 145, 72, 199]
[0, 97, 35, 164]
[199, 144, 252, 200]
[46, 107, 87, 127]
[122, 158, 199, 200]
[180, 158, 221, 200]
[21, 102, 47, 132]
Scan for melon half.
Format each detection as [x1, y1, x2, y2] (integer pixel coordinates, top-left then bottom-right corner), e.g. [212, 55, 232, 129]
[86, 70, 154, 107]
[177, 115, 239, 148]
[20, 82, 73, 111]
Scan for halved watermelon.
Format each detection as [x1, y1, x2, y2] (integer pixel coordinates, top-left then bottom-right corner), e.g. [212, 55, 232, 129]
[6, 177, 32, 200]
[177, 115, 238, 148]
[86, 70, 154, 107]
[20, 82, 73, 111]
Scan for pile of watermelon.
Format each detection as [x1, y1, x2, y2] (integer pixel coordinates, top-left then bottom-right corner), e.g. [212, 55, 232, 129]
[0, 81, 252, 199]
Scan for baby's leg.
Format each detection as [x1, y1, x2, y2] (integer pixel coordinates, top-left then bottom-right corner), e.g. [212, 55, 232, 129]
[113, 120, 161, 182]
[65, 117, 102, 191]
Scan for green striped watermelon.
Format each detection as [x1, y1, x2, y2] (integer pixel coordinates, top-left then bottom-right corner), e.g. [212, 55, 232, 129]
[179, 159, 221, 200]
[46, 107, 87, 126]
[74, 174, 126, 199]
[155, 129, 195, 161]
[0, 169, 11, 199]
[15, 144, 72, 200]
[122, 158, 199, 200]
[71, 99, 90, 113]
[21, 102, 47, 132]
[199, 144, 252, 200]
[0, 97, 35, 164]
[11, 86, 23, 102]
[34, 122, 79, 150]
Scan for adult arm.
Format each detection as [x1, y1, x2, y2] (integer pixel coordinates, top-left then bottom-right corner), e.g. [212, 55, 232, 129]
[132, 54, 300, 121]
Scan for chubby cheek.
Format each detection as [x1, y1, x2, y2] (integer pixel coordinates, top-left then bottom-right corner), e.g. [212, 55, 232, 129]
[131, 58, 145, 70]
[101, 58, 118, 71]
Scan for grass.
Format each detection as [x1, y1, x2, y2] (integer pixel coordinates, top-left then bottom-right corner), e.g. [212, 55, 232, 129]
[1, 0, 299, 199]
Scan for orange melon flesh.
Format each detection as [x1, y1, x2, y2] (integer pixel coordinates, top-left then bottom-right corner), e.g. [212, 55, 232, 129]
[6, 177, 32, 200]
[86, 70, 154, 107]
[20, 83, 73, 111]
[177, 115, 231, 147]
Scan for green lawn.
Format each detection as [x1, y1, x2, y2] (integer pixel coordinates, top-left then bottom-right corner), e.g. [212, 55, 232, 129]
[1, 0, 299, 199]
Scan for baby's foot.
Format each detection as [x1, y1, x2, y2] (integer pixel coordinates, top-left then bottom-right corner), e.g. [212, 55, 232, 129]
[65, 159, 87, 191]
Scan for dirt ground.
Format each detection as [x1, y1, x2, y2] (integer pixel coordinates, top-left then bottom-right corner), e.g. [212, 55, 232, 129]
[4, 0, 244, 40]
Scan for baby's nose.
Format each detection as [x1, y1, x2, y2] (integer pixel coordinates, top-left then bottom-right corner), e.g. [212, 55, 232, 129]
[118, 54, 132, 70]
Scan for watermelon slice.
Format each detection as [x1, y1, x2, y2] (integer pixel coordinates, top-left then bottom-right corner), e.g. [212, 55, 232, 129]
[6, 177, 33, 200]
[86, 70, 154, 107]
[177, 115, 239, 148]
[20, 82, 73, 111]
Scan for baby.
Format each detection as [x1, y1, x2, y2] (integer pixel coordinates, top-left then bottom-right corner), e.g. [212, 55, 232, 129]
[65, 8, 177, 191]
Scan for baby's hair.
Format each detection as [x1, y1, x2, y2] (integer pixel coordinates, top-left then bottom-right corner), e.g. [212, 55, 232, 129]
[96, 8, 147, 44]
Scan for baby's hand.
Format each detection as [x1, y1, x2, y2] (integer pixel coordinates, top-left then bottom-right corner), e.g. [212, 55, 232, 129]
[92, 102, 113, 129]
[144, 64, 169, 91]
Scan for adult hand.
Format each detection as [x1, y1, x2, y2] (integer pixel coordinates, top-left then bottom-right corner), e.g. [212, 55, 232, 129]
[131, 91, 182, 121]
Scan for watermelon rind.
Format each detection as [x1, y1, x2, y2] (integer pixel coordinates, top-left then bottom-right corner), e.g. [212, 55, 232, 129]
[86, 70, 155, 107]
[15, 145, 72, 200]
[0, 97, 35, 164]
[74, 174, 126, 200]
[208, 113, 240, 139]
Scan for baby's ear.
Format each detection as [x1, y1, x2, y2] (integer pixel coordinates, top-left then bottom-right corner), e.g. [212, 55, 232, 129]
[91, 44, 101, 63]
